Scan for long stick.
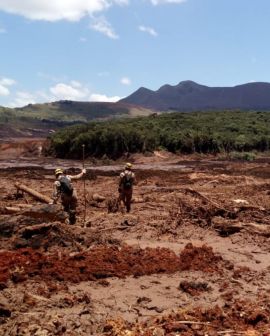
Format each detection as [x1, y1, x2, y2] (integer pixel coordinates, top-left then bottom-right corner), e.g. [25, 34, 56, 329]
[82, 144, 86, 226]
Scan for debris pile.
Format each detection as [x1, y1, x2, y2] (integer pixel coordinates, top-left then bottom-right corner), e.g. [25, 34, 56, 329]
[0, 244, 224, 285]
[103, 299, 270, 335]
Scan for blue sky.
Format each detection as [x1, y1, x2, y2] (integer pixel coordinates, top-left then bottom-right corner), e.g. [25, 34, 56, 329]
[0, 0, 270, 107]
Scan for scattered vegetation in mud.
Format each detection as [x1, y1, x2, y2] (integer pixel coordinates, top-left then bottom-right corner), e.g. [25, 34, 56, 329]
[0, 244, 224, 285]
[103, 299, 270, 335]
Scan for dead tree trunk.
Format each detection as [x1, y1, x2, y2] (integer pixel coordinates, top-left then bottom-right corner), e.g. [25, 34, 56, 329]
[15, 183, 52, 204]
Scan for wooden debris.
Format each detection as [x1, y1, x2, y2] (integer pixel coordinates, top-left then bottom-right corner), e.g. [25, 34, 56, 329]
[132, 197, 145, 203]
[213, 218, 270, 237]
[3, 206, 22, 214]
[15, 183, 52, 204]
[18, 222, 57, 239]
[92, 193, 106, 202]
[107, 197, 120, 213]
[2, 204, 67, 222]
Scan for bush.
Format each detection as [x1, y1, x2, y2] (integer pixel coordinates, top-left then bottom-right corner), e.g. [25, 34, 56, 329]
[229, 151, 257, 161]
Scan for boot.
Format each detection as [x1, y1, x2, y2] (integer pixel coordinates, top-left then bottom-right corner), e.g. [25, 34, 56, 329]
[69, 211, 76, 225]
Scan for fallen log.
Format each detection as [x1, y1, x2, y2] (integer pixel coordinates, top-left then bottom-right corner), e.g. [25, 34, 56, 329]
[16, 204, 33, 209]
[244, 222, 270, 237]
[3, 207, 22, 214]
[182, 187, 226, 211]
[213, 218, 270, 237]
[15, 183, 52, 204]
[2, 203, 36, 214]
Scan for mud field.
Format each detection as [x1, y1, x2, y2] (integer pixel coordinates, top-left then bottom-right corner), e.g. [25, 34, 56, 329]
[0, 150, 270, 335]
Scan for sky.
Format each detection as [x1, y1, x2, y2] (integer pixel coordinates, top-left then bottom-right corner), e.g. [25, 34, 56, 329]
[0, 0, 270, 107]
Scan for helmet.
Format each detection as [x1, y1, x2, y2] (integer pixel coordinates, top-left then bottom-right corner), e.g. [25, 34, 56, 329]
[125, 162, 132, 169]
[55, 168, 64, 176]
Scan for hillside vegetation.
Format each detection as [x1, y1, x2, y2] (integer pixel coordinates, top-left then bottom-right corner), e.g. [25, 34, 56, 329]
[0, 101, 154, 138]
[47, 110, 270, 159]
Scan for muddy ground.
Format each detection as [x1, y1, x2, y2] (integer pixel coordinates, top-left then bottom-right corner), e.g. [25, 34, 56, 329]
[0, 147, 270, 335]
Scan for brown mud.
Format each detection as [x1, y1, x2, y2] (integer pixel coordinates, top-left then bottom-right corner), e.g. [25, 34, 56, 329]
[0, 145, 270, 335]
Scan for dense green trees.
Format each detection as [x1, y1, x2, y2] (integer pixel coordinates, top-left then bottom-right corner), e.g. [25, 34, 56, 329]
[47, 111, 270, 159]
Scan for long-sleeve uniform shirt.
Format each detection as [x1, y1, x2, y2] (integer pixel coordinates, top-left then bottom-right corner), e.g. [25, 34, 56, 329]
[53, 171, 84, 202]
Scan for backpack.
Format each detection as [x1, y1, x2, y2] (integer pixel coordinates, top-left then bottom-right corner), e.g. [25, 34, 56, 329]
[123, 172, 133, 190]
[59, 176, 73, 196]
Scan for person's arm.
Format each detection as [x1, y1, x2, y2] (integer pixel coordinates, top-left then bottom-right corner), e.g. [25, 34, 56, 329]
[132, 173, 137, 185]
[69, 169, 86, 180]
[118, 172, 124, 191]
[51, 181, 61, 204]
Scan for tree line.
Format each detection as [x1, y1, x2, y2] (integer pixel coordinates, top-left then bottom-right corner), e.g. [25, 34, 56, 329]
[47, 111, 270, 159]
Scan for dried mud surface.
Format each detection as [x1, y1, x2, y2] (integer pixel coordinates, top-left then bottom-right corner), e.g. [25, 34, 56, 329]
[0, 148, 270, 335]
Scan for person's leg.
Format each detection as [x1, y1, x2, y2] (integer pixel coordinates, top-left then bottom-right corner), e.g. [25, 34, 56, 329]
[61, 196, 70, 213]
[69, 193, 78, 225]
[61, 196, 71, 224]
[125, 189, 132, 213]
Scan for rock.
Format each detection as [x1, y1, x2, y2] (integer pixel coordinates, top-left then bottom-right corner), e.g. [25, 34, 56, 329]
[153, 327, 165, 336]
[0, 300, 11, 318]
[23, 292, 38, 306]
[92, 193, 106, 202]
[0, 216, 18, 237]
[22, 204, 67, 222]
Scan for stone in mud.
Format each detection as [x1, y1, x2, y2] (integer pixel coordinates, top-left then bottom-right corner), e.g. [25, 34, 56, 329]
[21, 204, 67, 222]
[0, 299, 11, 318]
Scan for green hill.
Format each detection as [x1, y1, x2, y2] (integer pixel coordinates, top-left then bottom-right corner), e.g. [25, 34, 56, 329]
[0, 101, 155, 138]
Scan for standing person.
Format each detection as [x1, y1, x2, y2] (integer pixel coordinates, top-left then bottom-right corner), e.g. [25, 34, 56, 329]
[51, 168, 86, 224]
[118, 163, 136, 213]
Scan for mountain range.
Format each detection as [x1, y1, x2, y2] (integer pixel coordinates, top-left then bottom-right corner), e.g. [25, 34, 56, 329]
[120, 81, 270, 111]
[2, 80, 270, 138]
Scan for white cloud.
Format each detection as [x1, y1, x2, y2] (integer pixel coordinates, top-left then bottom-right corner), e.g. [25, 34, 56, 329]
[89, 93, 121, 102]
[0, 77, 16, 86]
[0, 1, 128, 22]
[36, 90, 53, 102]
[0, 85, 9, 96]
[114, 0, 129, 5]
[139, 25, 158, 37]
[3, 79, 121, 107]
[70, 80, 82, 88]
[150, 0, 186, 4]
[121, 77, 131, 85]
[90, 16, 118, 39]
[0, 77, 16, 96]
[9, 91, 36, 107]
[50, 82, 89, 100]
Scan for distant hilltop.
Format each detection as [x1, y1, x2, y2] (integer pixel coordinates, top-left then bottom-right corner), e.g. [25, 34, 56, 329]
[120, 81, 270, 111]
